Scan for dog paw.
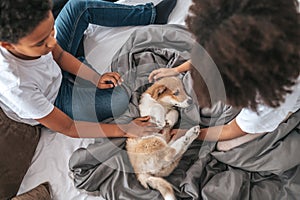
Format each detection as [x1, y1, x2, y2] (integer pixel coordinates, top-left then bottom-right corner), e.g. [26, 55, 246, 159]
[150, 116, 165, 128]
[186, 125, 200, 139]
[155, 119, 166, 128]
[183, 136, 191, 145]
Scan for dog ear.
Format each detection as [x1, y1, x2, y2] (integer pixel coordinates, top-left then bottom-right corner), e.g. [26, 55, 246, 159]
[152, 85, 167, 99]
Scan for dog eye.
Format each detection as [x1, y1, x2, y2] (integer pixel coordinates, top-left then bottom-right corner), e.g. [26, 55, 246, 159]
[173, 90, 179, 96]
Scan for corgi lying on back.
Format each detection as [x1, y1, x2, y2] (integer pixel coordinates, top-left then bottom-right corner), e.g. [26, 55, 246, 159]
[138, 76, 193, 129]
[126, 125, 200, 200]
[126, 76, 199, 200]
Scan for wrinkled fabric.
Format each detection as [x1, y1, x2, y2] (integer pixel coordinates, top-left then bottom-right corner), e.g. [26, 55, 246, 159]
[69, 25, 300, 200]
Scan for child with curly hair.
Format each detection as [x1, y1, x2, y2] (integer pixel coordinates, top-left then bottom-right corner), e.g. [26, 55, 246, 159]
[149, 0, 300, 145]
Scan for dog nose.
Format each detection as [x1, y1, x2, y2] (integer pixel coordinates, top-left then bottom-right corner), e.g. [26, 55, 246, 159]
[187, 98, 193, 105]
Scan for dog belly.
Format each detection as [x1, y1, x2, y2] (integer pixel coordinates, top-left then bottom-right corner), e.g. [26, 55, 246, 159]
[129, 155, 178, 176]
[126, 136, 177, 175]
[153, 159, 180, 177]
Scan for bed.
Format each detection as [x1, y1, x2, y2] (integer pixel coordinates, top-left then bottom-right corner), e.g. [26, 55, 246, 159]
[16, 0, 193, 199]
[17, 0, 300, 200]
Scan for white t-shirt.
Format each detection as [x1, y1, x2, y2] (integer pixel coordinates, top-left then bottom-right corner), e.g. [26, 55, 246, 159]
[236, 76, 300, 134]
[0, 47, 62, 125]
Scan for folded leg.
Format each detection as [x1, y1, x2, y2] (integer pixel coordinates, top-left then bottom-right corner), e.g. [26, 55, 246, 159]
[165, 109, 179, 128]
[168, 126, 200, 160]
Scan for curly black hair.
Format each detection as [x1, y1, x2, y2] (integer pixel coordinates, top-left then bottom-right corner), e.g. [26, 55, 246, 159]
[186, 0, 300, 110]
[0, 0, 52, 44]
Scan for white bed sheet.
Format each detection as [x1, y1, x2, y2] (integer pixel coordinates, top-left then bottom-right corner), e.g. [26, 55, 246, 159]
[17, 0, 191, 199]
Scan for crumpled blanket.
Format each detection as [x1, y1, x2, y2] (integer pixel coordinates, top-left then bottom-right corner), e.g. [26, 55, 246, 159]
[69, 25, 300, 200]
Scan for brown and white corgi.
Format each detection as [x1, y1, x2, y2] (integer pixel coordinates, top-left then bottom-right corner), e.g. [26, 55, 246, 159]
[126, 76, 199, 200]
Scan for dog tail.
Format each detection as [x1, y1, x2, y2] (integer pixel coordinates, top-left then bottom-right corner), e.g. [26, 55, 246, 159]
[138, 174, 176, 200]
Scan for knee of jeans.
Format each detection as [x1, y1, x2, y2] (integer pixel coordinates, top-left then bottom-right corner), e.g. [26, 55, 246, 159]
[66, 0, 87, 11]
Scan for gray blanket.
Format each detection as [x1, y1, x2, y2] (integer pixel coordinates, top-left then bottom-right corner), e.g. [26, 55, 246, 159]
[69, 25, 300, 200]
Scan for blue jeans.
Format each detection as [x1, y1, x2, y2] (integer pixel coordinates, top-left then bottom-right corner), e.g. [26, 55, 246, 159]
[55, 0, 156, 54]
[54, 0, 156, 122]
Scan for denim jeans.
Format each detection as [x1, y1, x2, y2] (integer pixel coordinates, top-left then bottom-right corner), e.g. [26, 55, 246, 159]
[55, 0, 156, 55]
[54, 0, 156, 122]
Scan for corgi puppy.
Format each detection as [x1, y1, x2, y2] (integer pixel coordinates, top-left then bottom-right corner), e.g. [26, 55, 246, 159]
[126, 77, 199, 200]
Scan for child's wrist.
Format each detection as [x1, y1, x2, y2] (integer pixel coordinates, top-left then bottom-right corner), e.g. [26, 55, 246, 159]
[173, 67, 180, 74]
[92, 73, 101, 86]
[116, 125, 127, 137]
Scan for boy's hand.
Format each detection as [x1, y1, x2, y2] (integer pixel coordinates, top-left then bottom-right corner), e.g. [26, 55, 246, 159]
[97, 72, 123, 89]
[120, 116, 161, 138]
[170, 128, 188, 140]
[148, 68, 179, 83]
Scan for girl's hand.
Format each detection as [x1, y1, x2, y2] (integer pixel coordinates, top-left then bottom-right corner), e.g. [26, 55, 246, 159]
[148, 68, 179, 83]
[119, 116, 161, 138]
[97, 72, 123, 89]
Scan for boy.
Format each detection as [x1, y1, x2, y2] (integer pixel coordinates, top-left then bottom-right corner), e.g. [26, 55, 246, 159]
[149, 0, 300, 144]
[0, 0, 177, 138]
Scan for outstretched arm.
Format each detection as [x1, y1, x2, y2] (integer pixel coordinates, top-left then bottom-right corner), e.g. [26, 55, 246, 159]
[35, 107, 159, 138]
[148, 60, 192, 82]
[198, 119, 247, 141]
[171, 118, 247, 141]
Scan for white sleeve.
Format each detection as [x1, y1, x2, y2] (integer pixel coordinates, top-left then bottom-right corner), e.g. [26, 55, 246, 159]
[2, 84, 54, 120]
[236, 105, 288, 134]
[236, 79, 300, 134]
